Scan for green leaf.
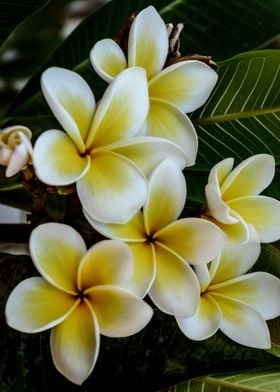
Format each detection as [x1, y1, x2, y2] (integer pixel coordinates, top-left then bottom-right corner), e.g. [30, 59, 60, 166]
[191, 50, 280, 168]
[252, 243, 280, 278]
[168, 367, 280, 391]
[0, 0, 48, 48]
[4, 0, 280, 125]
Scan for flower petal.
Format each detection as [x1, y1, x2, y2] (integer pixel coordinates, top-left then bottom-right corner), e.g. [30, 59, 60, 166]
[144, 159, 186, 235]
[176, 294, 222, 340]
[111, 136, 188, 177]
[87, 286, 153, 337]
[86, 68, 149, 149]
[128, 6, 168, 79]
[30, 223, 87, 294]
[41, 67, 95, 152]
[51, 301, 100, 385]
[221, 154, 275, 200]
[84, 210, 146, 242]
[77, 152, 147, 224]
[211, 294, 271, 348]
[208, 213, 249, 244]
[5, 277, 77, 333]
[78, 240, 133, 290]
[6, 142, 30, 177]
[33, 130, 91, 186]
[210, 272, 280, 320]
[90, 39, 127, 83]
[147, 98, 198, 164]
[194, 264, 212, 292]
[229, 196, 280, 242]
[149, 60, 218, 112]
[149, 243, 200, 317]
[208, 157, 234, 190]
[210, 226, 261, 284]
[156, 218, 226, 265]
[205, 183, 238, 224]
[127, 242, 156, 297]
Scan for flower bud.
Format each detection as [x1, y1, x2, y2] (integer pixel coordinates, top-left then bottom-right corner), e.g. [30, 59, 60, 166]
[0, 126, 33, 177]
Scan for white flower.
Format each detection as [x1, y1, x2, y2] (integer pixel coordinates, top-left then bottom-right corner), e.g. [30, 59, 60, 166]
[0, 125, 32, 177]
[33, 66, 187, 224]
[86, 159, 225, 317]
[176, 227, 280, 348]
[204, 154, 280, 243]
[5, 223, 153, 385]
[90, 6, 218, 164]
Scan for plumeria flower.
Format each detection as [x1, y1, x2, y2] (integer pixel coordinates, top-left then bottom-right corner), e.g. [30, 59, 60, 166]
[5, 223, 153, 385]
[90, 6, 218, 164]
[0, 125, 33, 177]
[33, 66, 187, 224]
[86, 159, 226, 317]
[176, 227, 280, 348]
[204, 154, 280, 243]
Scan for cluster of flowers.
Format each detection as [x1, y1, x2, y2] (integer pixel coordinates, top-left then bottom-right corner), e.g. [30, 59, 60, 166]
[2, 6, 280, 386]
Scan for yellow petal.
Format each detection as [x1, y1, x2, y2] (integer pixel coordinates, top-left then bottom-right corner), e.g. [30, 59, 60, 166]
[149, 60, 218, 112]
[77, 152, 147, 224]
[126, 242, 156, 297]
[149, 243, 200, 316]
[78, 240, 133, 290]
[147, 98, 198, 165]
[176, 294, 221, 340]
[156, 218, 225, 265]
[51, 301, 100, 385]
[41, 67, 95, 152]
[86, 68, 149, 149]
[210, 272, 280, 320]
[5, 277, 77, 333]
[30, 223, 87, 294]
[84, 210, 146, 242]
[221, 154, 275, 201]
[211, 293, 271, 348]
[128, 6, 168, 79]
[207, 157, 234, 190]
[87, 286, 153, 337]
[229, 195, 280, 242]
[208, 213, 249, 244]
[205, 183, 238, 224]
[144, 159, 186, 235]
[90, 39, 127, 82]
[33, 130, 91, 186]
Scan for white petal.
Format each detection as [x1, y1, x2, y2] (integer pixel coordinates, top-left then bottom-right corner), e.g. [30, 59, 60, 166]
[87, 286, 153, 337]
[86, 67, 149, 149]
[147, 98, 198, 164]
[229, 196, 280, 243]
[149, 60, 218, 112]
[149, 244, 200, 317]
[221, 154, 275, 200]
[128, 6, 168, 79]
[212, 294, 271, 349]
[5, 277, 77, 333]
[41, 67, 95, 152]
[90, 39, 127, 82]
[144, 159, 187, 235]
[205, 183, 238, 224]
[78, 240, 133, 290]
[176, 294, 222, 340]
[207, 157, 234, 190]
[33, 130, 91, 186]
[111, 136, 188, 177]
[30, 223, 87, 294]
[51, 301, 100, 385]
[77, 152, 147, 224]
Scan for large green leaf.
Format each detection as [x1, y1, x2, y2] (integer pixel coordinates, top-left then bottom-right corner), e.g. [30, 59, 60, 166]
[252, 243, 280, 278]
[0, 0, 48, 48]
[4, 0, 280, 119]
[168, 367, 280, 391]
[191, 50, 280, 167]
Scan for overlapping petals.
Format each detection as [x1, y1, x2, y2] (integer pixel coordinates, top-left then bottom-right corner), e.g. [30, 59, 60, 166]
[90, 6, 218, 162]
[34, 66, 188, 224]
[176, 228, 280, 348]
[87, 159, 225, 316]
[204, 154, 280, 243]
[5, 223, 153, 385]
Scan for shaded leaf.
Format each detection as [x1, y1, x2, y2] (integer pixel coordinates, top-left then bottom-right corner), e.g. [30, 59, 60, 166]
[192, 50, 280, 167]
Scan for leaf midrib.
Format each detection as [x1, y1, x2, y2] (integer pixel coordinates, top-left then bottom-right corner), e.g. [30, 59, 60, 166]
[194, 106, 280, 126]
